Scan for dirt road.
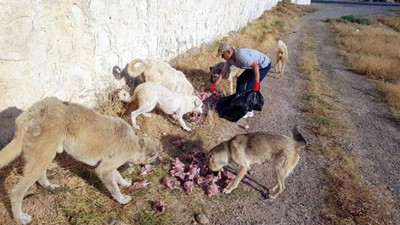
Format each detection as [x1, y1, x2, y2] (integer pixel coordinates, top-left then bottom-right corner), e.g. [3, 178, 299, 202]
[209, 3, 400, 225]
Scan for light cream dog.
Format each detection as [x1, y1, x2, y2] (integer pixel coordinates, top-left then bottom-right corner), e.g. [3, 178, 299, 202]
[275, 40, 288, 77]
[0, 97, 159, 225]
[207, 126, 306, 199]
[114, 58, 194, 95]
[209, 62, 243, 94]
[118, 82, 203, 131]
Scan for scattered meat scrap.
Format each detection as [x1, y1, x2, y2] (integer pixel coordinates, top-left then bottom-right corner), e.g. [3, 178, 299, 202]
[164, 149, 236, 196]
[131, 180, 150, 189]
[153, 202, 165, 212]
[139, 164, 151, 175]
[170, 139, 186, 148]
[184, 90, 225, 124]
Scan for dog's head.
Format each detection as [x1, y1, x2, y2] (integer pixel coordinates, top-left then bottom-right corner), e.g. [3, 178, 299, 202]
[206, 143, 229, 172]
[209, 66, 221, 83]
[209, 62, 226, 83]
[135, 136, 160, 165]
[192, 96, 204, 114]
[118, 89, 132, 103]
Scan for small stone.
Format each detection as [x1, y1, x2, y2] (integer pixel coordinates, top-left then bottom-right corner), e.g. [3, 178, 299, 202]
[245, 125, 249, 130]
[195, 213, 210, 225]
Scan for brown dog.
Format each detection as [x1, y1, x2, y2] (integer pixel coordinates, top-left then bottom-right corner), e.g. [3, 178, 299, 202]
[0, 97, 159, 224]
[207, 126, 306, 199]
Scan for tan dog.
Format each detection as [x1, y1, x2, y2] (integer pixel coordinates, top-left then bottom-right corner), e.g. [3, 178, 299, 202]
[275, 40, 288, 77]
[207, 126, 306, 199]
[114, 58, 194, 95]
[118, 82, 203, 131]
[0, 97, 159, 225]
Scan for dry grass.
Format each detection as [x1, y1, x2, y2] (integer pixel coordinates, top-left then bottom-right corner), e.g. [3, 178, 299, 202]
[93, 85, 126, 117]
[379, 82, 400, 122]
[0, 2, 316, 225]
[377, 15, 400, 32]
[300, 36, 396, 224]
[331, 19, 400, 123]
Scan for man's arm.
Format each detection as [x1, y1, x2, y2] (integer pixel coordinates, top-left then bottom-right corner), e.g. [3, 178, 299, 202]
[251, 62, 260, 91]
[215, 68, 226, 86]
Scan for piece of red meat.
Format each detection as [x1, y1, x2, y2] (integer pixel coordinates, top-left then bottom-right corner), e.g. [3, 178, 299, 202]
[184, 181, 194, 195]
[140, 164, 151, 175]
[153, 202, 165, 212]
[206, 182, 220, 197]
[131, 180, 150, 189]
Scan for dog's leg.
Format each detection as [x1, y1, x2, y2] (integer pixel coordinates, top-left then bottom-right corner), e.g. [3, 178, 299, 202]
[270, 153, 294, 199]
[176, 113, 191, 131]
[224, 166, 249, 194]
[278, 61, 282, 77]
[37, 170, 60, 190]
[281, 60, 286, 76]
[142, 113, 152, 117]
[130, 103, 155, 130]
[114, 170, 132, 187]
[10, 140, 58, 225]
[229, 78, 234, 95]
[95, 162, 131, 204]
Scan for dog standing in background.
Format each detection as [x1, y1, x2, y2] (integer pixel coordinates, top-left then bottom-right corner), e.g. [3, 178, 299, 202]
[275, 40, 288, 77]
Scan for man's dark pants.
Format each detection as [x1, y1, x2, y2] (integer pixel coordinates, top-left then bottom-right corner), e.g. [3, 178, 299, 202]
[236, 63, 271, 93]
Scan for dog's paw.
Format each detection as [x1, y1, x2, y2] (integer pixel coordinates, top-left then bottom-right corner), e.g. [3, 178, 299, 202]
[268, 193, 277, 200]
[183, 127, 192, 132]
[118, 195, 132, 205]
[142, 113, 152, 118]
[120, 179, 132, 187]
[132, 124, 140, 130]
[16, 213, 32, 225]
[223, 188, 233, 194]
[46, 184, 60, 191]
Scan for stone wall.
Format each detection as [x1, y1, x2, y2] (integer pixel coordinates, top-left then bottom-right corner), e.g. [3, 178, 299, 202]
[0, 0, 309, 112]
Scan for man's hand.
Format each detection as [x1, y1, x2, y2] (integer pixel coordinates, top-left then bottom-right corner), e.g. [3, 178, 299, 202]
[253, 82, 260, 92]
[206, 83, 217, 91]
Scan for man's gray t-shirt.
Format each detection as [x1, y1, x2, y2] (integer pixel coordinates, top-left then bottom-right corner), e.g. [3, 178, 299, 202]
[225, 48, 270, 71]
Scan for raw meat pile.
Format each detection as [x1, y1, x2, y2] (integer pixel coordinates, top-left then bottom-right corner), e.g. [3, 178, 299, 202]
[163, 149, 236, 197]
[183, 90, 225, 124]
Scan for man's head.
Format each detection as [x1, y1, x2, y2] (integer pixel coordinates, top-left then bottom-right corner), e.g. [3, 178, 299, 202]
[216, 43, 234, 60]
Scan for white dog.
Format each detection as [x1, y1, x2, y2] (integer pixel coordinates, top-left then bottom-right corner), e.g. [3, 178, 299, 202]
[118, 82, 203, 131]
[209, 62, 244, 94]
[114, 58, 194, 95]
[275, 40, 288, 77]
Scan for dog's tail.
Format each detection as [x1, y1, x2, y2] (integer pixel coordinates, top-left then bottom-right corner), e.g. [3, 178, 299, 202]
[277, 40, 288, 58]
[292, 125, 307, 151]
[127, 59, 148, 77]
[0, 134, 23, 169]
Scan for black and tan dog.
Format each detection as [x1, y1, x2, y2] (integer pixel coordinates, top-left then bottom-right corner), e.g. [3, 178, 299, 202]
[207, 126, 306, 199]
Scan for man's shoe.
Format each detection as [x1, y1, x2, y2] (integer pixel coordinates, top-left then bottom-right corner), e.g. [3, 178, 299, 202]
[242, 111, 254, 118]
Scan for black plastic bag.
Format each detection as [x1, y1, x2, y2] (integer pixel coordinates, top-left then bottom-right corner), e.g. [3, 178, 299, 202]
[216, 94, 247, 122]
[231, 90, 264, 111]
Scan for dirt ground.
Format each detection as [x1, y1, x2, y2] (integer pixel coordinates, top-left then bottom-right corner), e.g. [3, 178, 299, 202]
[1, 3, 400, 225]
[207, 3, 400, 225]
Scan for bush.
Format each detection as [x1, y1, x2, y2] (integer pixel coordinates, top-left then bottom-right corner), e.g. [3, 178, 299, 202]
[338, 15, 371, 25]
[325, 15, 371, 25]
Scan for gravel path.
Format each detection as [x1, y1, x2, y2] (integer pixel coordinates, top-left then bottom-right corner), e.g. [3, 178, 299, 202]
[209, 3, 399, 225]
